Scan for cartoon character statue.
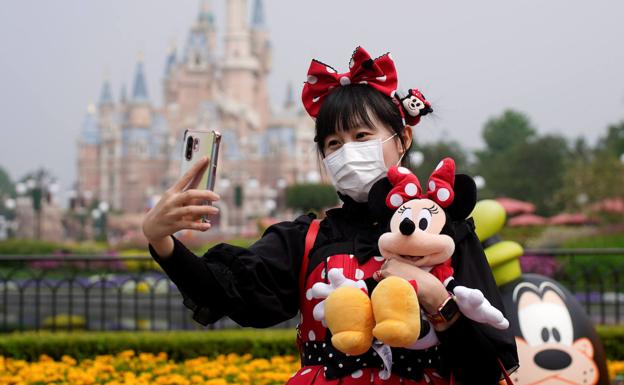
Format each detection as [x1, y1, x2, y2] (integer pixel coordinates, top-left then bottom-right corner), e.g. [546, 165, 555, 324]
[311, 159, 508, 357]
[472, 199, 609, 385]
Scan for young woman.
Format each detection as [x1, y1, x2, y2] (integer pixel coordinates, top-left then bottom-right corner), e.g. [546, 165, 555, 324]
[142, 47, 518, 384]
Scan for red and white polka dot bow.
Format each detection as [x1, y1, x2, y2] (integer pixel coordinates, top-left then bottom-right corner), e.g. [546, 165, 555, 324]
[385, 158, 456, 209]
[301, 46, 398, 119]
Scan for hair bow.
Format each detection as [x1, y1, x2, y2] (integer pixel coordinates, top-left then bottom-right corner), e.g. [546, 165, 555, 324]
[385, 158, 456, 209]
[302, 46, 398, 119]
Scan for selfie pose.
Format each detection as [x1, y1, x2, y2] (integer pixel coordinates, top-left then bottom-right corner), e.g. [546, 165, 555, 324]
[142, 46, 518, 385]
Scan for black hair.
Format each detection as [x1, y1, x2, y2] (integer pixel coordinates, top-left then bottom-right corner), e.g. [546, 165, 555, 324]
[314, 84, 410, 161]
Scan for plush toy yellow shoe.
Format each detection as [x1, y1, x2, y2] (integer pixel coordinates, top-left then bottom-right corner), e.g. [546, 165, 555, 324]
[371, 276, 421, 347]
[324, 286, 375, 356]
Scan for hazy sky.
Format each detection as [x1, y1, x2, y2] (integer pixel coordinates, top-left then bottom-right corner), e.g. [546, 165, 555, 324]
[1, 0, 623, 196]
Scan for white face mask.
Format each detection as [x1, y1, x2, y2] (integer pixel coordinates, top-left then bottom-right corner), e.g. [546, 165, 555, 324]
[323, 133, 401, 203]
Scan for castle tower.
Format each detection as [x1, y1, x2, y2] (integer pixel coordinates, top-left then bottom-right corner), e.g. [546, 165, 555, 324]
[250, 0, 271, 130]
[97, 78, 120, 210]
[164, 0, 218, 140]
[120, 56, 157, 212]
[76, 103, 101, 204]
[221, 0, 261, 111]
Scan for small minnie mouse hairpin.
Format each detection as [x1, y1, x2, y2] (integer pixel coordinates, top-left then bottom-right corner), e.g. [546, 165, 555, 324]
[301, 46, 433, 127]
[399, 89, 433, 127]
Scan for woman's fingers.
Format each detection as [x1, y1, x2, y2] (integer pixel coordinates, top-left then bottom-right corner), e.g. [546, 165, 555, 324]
[180, 220, 212, 232]
[172, 189, 220, 207]
[170, 156, 209, 192]
[171, 204, 219, 219]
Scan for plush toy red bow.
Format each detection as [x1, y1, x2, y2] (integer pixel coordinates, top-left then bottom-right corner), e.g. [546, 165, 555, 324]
[302, 46, 398, 119]
[385, 158, 456, 209]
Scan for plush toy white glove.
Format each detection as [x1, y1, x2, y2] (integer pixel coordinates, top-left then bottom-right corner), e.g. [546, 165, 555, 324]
[453, 285, 509, 330]
[310, 268, 368, 326]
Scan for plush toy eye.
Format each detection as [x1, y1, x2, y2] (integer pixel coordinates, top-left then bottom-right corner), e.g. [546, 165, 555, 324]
[416, 209, 432, 231]
[400, 207, 412, 221]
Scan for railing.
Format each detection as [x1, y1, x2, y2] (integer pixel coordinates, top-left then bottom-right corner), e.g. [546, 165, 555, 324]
[0, 249, 622, 332]
[0, 254, 298, 332]
[522, 248, 624, 325]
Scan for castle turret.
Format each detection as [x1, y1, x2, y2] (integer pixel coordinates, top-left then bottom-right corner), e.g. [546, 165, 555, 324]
[99, 79, 114, 107]
[164, 42, 177, 78]
[221, 0, 260, 111]
[77, 103, 101, 204]
[131, 54, 149, 104]
[128, 54, 152, 129]
[251, 0, 271, 73]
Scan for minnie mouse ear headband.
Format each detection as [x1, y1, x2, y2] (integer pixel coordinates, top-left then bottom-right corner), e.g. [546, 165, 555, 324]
[301, 46, 433, 127]
[386, 158, 456, 209]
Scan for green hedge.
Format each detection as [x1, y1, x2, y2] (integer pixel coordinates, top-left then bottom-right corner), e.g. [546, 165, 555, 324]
[1, 327, 623, 361]
[597, 325, 624, 360]
[0, 329, 298, 361]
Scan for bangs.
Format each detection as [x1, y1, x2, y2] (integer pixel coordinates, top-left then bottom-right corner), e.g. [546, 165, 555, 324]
[314, 85, 404, 154]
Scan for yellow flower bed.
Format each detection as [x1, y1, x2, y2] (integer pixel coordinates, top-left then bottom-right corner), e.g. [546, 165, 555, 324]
[0, 351, 301, 385]
[3, 353, 624, 384]
[609, 360, 624, 380]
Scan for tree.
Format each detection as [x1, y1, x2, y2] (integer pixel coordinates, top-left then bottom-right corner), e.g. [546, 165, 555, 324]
[0, 166, 15, 217]
[481, 110, 536, 153]
[475, 110, 569, 214]
[597, 121, 624, 159]
[554, 150, 624, 212]
[285, 183, 339, 214]
[410, 140, 472, 182]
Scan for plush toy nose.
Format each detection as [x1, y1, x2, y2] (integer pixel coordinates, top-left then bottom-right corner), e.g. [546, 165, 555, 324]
[400, 218, 416, 235]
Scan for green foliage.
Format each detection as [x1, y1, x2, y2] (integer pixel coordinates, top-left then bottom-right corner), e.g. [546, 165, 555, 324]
[597, 121, 624, 158]
[0, 327, 623, 360]
[0, 329, 298, 361]
[499, 225, 549, 246]
[411, 140, 472, 180]
[476, 109, 570, 214]
[554, 150, 624, 213]
[561, 233, 624, 249]
[481, 110, 536, 153]
[0, 166, 15, 217]
[597, 325, 624, 360]
[285, 183, 338, 213]
[0, 239, 66, 255]
[0, 239, 108, 255]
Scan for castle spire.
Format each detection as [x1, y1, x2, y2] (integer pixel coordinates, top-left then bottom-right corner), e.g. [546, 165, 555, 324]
[198, 0, 215, 25]
[224, 0, 252, 60]
[120, 84, 127, 104]
[251, 0, 266, 29]
[131, 53, 149, 102]
[164, 41, 177, 77]
[284, 81, 294, 109]
[99, 78, 114, 105]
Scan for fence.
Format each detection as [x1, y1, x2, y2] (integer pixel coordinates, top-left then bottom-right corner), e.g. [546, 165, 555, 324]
[0, 249, 622, 332]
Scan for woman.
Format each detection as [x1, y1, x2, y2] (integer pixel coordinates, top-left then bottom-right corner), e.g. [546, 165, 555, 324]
[142, 47, 518, 384]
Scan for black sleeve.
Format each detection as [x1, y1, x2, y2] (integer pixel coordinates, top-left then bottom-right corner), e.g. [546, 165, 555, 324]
[436, 218, 519, 384]
[149, 213, 314, 328]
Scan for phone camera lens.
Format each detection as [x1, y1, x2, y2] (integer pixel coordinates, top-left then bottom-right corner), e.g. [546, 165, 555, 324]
[185, 136, 194, 161]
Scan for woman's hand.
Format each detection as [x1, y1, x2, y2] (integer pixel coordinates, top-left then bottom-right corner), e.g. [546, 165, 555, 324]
[142, 156, 220, 257]
[376, 259, 458, 330]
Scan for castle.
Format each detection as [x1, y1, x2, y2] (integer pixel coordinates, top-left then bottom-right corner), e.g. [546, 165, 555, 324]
[77, 0, 318, 232]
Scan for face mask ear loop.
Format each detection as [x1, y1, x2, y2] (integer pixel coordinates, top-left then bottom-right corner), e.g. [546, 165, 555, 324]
[383, 133, 405, 167]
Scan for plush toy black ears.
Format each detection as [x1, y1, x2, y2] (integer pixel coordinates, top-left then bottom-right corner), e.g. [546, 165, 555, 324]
[446, 174, 477, 221]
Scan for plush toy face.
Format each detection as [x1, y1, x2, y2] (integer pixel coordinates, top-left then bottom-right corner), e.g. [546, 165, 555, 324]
[379, 198, 455, 268]
[401, 95, 426, 117]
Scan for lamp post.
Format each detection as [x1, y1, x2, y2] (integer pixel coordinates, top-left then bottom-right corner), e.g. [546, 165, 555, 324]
[16, 170, 56, 240]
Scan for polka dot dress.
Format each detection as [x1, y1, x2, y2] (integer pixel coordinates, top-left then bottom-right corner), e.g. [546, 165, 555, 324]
[290, 253, 450, 385]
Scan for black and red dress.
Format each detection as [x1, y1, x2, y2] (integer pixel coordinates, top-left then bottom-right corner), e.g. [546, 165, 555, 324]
[149, 188, 518, 385]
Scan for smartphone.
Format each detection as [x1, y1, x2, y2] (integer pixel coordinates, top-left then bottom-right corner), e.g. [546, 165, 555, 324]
[180, 128, 222, 223]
